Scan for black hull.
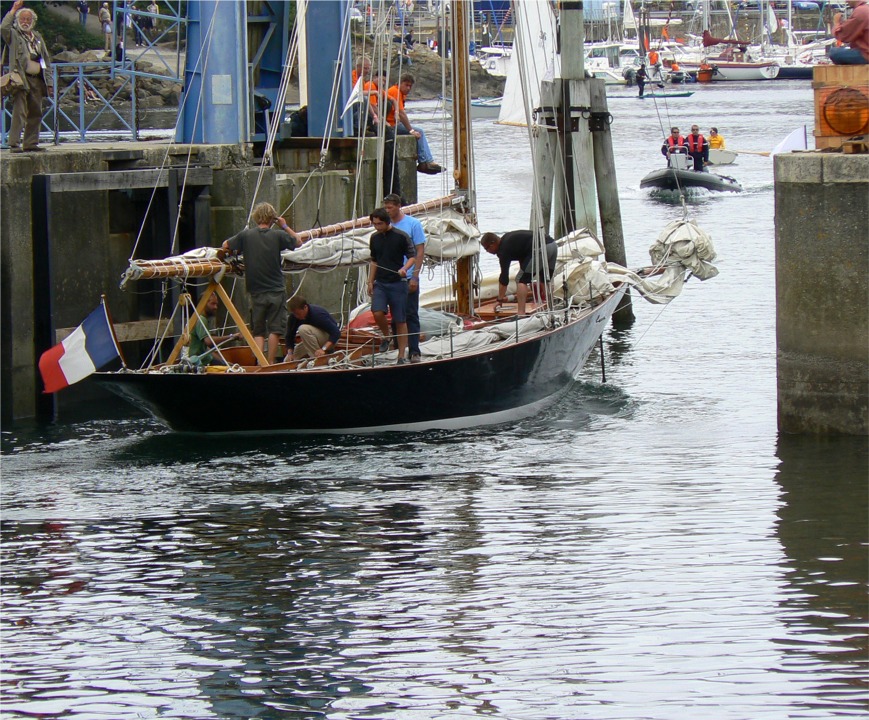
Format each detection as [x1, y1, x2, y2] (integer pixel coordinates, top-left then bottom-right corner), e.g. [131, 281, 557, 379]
[640, 167, 742, 193]
[92, 288, 626, 434]
[775, 66, 813, 80]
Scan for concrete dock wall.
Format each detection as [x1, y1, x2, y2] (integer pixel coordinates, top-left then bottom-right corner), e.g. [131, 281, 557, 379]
[0, 137, 417, 424]
[775, 152, 869, 435]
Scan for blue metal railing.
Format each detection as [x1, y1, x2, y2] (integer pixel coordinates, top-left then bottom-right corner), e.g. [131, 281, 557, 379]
[1, 62, 140, 145]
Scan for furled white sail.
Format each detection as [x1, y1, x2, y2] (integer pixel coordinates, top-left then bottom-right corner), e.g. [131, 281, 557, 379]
[497, 0, 560, 127]
[623, 0, 637, 31]
[121, 207, 481, 286]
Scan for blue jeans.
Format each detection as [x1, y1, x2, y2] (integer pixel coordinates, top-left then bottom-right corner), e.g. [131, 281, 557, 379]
[830, 47, 868, 65]
[397, 124, 434, 164]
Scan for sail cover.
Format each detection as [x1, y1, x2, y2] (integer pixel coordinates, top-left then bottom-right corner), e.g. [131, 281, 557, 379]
[121, 208, 480, 284]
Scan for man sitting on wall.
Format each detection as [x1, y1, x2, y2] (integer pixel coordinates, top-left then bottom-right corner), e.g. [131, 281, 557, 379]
[830, 0, 869, 65]
[386, 74, 444, 175]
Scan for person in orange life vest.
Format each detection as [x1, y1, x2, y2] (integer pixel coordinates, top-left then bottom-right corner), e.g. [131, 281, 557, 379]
[685, 124, 709, 171]
[830, 0, 869, 64]
[661, 126, 687, 166]
[386, 74, 443, 174]
[353, 56, 389, 126]
[647, 49, 665, 86]
[353, 57, 401, 196]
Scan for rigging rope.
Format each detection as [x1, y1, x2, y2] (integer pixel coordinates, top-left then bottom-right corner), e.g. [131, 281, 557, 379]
[127, 3, 221, 262]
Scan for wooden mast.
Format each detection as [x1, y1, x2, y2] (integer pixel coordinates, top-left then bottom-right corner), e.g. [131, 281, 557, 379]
[451, 0, 475, 316]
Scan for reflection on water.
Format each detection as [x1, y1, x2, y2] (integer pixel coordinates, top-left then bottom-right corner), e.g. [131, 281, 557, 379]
[774, 434, 869, 703]
[2, 414, 867, 719]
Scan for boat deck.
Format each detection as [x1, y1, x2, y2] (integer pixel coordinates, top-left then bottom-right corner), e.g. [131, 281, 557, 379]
[207, 297, 551, 373]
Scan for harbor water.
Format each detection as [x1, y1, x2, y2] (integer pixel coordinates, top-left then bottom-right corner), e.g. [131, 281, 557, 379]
[2, 81, 867, 719]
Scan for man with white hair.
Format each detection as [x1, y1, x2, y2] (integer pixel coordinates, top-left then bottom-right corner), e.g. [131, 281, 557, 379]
[1, 0, 52, 152]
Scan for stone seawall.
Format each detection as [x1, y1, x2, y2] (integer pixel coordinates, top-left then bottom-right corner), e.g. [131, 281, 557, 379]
[775, 152, 869, 435]
[0, 137, 418, 424]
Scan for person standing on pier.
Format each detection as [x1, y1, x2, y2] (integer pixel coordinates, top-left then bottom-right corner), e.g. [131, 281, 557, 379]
[99, 3, 112, 53]
[1, 1, 52, 153]
[76, 0, 89, 28]
[830, 0, 869, 64]
[221, 203, 302, 366]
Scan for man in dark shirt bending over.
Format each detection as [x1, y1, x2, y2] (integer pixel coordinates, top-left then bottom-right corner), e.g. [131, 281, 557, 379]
[284, 296, 341, 361]
[480, 230, 557, 316]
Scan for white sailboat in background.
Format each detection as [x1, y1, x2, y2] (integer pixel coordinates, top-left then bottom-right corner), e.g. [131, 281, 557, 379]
[675, 0, 781, 79]
[750, 0, 833, 78]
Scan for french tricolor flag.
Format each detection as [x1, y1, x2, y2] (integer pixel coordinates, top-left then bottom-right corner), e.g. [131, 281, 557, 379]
[38, 302, 121, 393]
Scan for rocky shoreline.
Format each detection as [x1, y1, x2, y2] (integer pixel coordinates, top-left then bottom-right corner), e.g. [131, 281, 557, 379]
[41, 2, 503, 108]
[50, 43, 503, 110]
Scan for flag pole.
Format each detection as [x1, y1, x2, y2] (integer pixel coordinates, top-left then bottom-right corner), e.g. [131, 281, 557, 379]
[101, 295, 127, 368]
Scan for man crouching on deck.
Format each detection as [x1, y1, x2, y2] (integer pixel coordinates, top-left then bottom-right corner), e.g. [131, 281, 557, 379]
[221, 202, 301, 365]
[368, 208, 416, 365]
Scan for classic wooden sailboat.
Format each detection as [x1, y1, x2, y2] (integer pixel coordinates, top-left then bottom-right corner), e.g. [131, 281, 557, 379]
[89, 1, 717, 434]
[678, 30, 781, 80]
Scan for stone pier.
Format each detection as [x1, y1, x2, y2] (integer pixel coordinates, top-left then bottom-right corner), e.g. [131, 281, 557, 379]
[775, 152, 869, 435]
[0, 137, 417, 424]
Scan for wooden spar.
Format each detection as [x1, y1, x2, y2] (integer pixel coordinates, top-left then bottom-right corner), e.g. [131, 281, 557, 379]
[127, 258, 234, 280]
[451, 0, 474, 316]
[166, 290, 215, 366]
[213, 283, 269, 366]
[124, 194, 460, 282]
[295, 194, 460, 241]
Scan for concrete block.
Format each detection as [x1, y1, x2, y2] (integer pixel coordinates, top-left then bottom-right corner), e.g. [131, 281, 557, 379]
[820, 154, 869, 184]
[776, 157, 869, 435]
[774, 153, 823, 184]
[211, 206, 248, 244]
